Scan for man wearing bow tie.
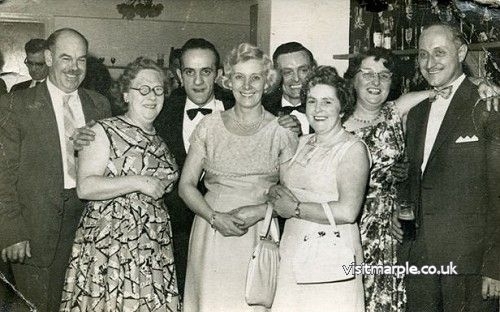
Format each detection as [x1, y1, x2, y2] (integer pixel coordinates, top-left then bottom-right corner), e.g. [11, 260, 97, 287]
[153, 38, 229, 297]
[395, 24, 500, 312]
[263, 42, 317, 135]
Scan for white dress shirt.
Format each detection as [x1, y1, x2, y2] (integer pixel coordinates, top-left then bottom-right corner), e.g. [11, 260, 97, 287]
[282, 97, 310, 135]
[421, 74, 466, 173]
[46, 79, 86, 189]
[183, 97, 225, 153]
[30, 78, 46, 88]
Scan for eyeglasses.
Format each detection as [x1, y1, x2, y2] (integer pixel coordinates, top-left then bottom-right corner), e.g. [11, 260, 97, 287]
[357, 69, 393, 82]
[24, 59, 46, 67]
[130, 85, 165, 96]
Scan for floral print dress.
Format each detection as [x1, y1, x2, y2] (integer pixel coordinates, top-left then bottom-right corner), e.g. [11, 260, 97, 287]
[350, 101, 406, 312]
[60, 117, 181, 312]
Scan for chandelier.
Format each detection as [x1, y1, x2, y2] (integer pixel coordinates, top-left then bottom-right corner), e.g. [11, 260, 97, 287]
[117, 0, 164, 19]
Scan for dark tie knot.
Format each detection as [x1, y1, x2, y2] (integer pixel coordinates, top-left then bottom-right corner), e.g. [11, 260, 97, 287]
[280, 105, 306, 115]
[431, 85, 453, 101]
[187, 107, 212, 120]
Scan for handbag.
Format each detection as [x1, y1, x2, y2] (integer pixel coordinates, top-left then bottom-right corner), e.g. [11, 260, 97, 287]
[293, 202, 356, 284]
[245, 202, 280, 308]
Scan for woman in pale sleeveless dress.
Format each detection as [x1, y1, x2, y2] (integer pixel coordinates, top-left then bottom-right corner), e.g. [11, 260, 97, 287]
[268, 66, 370, 312]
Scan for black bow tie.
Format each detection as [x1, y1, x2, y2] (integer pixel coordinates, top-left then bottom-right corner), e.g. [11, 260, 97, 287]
[187, 107, 212, 120]
[280, 105, 306, 115]
[430, 85, 453, 102]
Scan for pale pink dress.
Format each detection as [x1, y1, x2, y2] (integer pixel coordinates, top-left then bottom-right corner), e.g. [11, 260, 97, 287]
[184, 112, 298, 312]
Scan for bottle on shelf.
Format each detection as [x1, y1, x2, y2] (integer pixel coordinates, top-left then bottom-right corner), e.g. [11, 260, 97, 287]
[402, 2, 413, 50]
[383, 16, 394, 50]
[371, 12, 383, 48]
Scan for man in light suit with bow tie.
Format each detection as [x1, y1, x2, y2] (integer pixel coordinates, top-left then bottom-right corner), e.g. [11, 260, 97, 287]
[394, 23, 500, 311]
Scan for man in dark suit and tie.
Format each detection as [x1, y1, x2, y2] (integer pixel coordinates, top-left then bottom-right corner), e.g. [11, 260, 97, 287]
[10, 39, 49, 92]
[394, 23, 500, 311]
[0, 28, 110, 311]
[263, 41, 317, 135]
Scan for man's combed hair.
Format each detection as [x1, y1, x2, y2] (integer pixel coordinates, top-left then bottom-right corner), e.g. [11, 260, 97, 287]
[421, 23, 466, 48]
[180, 38, 221, 69]
[25, 39, 47, 54]
[272, 41, 317, 68]
[46, 28, 89, 51]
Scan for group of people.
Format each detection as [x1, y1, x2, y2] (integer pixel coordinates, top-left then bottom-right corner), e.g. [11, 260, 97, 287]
[0, 22, 498, 312]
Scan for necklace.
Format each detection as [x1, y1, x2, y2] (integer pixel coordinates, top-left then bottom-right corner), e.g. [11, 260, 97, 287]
[232, 107, 265, 132]
[351, 110, 382, 124]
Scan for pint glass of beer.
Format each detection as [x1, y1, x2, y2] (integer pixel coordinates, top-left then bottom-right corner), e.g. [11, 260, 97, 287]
[397, 201, 416, 241]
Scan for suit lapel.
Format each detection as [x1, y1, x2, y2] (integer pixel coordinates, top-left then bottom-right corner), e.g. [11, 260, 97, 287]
[425, 79, 472, 171]
[414, 99, 432, 170]
[78, 88, 98, 123]
[173, 96, 187, 155]
[34, 82, 65, 187]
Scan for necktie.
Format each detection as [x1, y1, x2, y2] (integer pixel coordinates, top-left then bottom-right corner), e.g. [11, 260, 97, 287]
[62, 94, 76, 181]
[187, 107, 212, 120]
[430, 85, 453, 102]
[280, 105, 306, 115]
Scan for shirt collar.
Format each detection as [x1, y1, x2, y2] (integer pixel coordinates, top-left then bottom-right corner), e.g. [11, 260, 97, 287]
[185, 96, 216, 111]
[46, 78, 78, 101]
[281, 96, 302, 108]
[440, 74, 466, 96]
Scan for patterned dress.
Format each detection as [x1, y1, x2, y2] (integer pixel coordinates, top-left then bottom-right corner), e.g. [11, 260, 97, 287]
[349, 102, 406, 312]
[60, 117, 181, 312]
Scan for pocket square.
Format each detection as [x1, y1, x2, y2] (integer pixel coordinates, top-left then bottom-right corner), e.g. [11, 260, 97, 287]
[455, 135, 479, 143]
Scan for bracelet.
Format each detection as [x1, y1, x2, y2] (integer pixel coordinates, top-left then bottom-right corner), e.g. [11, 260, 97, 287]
[209, 212, 217, 229]
[294, 202, 301, 219]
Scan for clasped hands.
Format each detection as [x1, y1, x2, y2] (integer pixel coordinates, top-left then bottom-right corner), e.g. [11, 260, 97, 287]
[212, 205, 261, 237]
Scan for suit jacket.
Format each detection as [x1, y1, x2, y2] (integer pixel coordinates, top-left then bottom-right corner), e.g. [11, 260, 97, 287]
[262, 87, 285, 116]
[9, 80, 32, 92]
[154, 93, 233, 235]
[404, 78, 500, 279]
[0, 82, 111, 267]
[0, 78, 6, 96]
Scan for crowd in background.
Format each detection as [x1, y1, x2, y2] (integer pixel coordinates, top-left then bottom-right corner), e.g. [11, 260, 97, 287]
[0, 23, 498, 312]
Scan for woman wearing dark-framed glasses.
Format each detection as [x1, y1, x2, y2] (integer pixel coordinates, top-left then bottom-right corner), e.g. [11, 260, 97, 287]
[60, 57, 181, 311]
[343, 48, 432, 312]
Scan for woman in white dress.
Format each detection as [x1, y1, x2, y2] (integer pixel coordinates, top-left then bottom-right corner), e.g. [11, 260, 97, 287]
[179, 43, 298, 312]
[268, 66, 370, 312]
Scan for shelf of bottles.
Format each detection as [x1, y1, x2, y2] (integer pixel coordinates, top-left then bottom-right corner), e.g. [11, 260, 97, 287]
[340, 0, 500, 95]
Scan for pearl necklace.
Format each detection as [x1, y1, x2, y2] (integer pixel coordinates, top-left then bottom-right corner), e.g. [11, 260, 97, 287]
[351, 110, 382, 124]
[232, 108, 265, 132]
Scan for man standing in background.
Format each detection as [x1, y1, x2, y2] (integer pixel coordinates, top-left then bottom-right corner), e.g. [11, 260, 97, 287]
[264, 41, 318, 135]
[10, 39, 49, 92]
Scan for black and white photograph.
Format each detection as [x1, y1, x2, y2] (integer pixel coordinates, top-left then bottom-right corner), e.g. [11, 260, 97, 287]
[0, 0, 499, 311]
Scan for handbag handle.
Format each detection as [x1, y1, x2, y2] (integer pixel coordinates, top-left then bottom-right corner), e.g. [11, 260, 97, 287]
[321, 202, 339, 233]
[260, 202, 280, 243]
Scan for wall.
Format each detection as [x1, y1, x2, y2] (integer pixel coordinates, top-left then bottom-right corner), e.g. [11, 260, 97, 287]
[0, 0, 251, 77]
[257, 0, 350, 74]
